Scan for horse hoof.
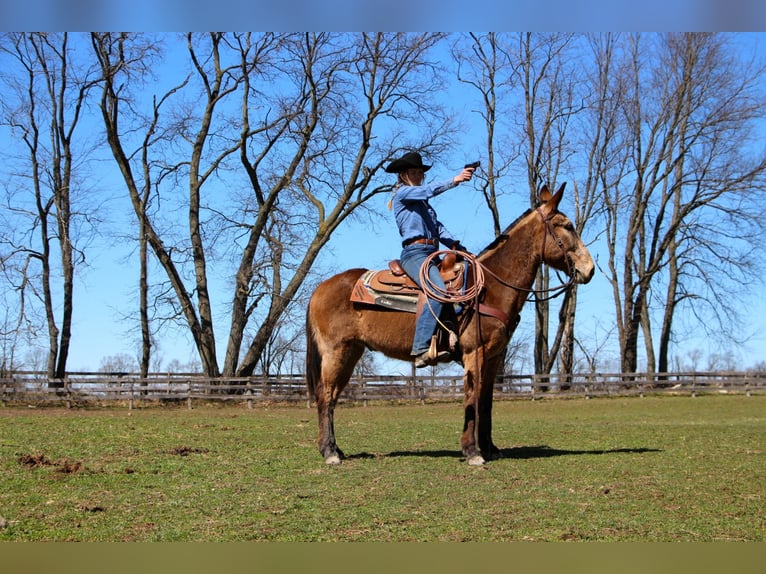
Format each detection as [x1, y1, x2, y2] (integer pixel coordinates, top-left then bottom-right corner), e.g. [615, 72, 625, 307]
[324, 454, 342, 465]
[467, 454, 486, 466]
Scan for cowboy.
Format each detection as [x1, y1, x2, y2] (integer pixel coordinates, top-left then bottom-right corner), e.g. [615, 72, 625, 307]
[385, 151, 476, 368]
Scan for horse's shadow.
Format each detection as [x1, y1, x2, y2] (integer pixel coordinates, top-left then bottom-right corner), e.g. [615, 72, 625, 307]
[347, 445, 661, 461]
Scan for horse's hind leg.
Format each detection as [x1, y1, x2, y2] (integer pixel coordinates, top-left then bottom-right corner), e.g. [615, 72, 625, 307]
[316, 393, 342, 464]
[315, 345, 364, 465]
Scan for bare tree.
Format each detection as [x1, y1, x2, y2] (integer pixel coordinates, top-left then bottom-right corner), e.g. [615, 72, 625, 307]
[90, 32, 183, 377]
[234, 32, 452, 376]
[453, 33, 613, 382]
[0, 32, 100, 379]
[92, 32, 452, 378]
[599, 33, 766, 373]
[452, 32, 520, 236]
[0, 288, 28, 371]
[511, 33, 590, 377]
[98, 353, 137, 374]
[459, 33, 588, 378]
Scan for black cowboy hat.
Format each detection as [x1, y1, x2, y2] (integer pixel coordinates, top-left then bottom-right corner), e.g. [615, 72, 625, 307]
[385, 151, 432, 173]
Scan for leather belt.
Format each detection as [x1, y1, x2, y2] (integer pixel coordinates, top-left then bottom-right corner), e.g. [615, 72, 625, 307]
[403, 237, 438, 247]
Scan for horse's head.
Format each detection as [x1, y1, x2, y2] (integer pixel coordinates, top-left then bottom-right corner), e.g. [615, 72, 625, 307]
[536, 183, 595, 284]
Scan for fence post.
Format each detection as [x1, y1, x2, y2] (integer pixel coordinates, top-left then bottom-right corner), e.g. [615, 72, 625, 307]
[64, 379, 72, 409]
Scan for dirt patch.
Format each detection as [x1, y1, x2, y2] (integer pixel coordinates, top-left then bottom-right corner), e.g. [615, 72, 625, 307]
[168, 446, 209, 456]
[17, 453, 53, 468]
[18, 452, 87, 473]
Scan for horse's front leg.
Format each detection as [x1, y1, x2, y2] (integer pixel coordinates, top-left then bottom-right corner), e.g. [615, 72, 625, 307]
[460, 356, 485, 466]
[460, 353, 502, 465]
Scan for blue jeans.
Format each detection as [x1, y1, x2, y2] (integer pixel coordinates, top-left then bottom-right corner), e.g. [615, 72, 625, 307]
[400, 244, 446, 355]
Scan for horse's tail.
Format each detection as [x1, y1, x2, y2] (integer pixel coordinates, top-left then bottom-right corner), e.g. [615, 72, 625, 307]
[305, 302, 321, 402]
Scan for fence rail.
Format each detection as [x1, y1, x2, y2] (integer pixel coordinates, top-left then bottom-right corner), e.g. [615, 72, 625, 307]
[1, 370, 764, 409]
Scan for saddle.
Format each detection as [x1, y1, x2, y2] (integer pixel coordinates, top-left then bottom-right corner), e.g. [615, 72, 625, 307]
[350, 252, 469, 314]
[350, 252, 515, 337]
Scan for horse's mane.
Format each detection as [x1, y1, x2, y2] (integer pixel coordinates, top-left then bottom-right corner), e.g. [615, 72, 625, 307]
[478, 207, 534, 257]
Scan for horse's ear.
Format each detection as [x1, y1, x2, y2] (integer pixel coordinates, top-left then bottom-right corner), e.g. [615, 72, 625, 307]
[538, 183, 566, 207]
[549, 182, 566, 209]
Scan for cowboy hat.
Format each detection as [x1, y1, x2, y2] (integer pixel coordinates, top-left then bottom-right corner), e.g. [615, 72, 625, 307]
[385, 151, 432, 173]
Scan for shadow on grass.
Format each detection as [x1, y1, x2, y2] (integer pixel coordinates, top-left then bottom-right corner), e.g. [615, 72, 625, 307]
[348, 445, 661, 461]
[499, 445, 662, 459]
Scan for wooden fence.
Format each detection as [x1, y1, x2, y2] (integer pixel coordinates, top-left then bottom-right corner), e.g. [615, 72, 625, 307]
[1, 370, 764, 409]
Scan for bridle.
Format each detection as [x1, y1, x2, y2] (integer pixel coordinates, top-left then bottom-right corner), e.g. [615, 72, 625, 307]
[477, 206, 577, 303]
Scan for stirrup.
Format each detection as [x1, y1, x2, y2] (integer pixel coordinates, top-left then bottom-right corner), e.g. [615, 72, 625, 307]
[413, 336, 450, 368]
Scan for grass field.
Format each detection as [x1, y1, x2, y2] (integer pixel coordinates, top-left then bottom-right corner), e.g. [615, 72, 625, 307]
[0, 395, 763, 542]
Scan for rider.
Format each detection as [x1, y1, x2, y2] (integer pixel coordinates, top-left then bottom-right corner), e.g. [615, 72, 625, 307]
[385, 151, 476, 368]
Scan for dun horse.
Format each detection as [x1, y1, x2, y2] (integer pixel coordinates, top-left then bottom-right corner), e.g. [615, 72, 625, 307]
[306, 183, 595, 465]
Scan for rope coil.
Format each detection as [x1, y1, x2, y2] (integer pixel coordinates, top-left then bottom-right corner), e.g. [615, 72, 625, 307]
[417, 249, 484, 346]
[418, 249, 484, 304]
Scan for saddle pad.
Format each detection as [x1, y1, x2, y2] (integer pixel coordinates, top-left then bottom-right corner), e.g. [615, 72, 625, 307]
[350, 270, 419, 313]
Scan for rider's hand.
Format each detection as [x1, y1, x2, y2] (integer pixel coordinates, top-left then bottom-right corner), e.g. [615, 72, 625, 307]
[453, 167, 475, 184]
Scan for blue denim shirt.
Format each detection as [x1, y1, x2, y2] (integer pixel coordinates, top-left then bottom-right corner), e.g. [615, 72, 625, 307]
[392, 178, 460, 247]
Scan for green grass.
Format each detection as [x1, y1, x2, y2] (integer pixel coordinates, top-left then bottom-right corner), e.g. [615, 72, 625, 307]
[0, 395, 763, 541]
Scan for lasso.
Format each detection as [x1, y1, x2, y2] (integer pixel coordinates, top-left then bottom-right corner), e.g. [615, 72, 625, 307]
[418, 249, 483, 303]
[418, 249, 485, 343]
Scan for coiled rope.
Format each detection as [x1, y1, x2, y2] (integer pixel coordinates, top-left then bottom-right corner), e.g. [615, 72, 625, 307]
[418, 249, 484, 304]
[418, 249, 485, 341]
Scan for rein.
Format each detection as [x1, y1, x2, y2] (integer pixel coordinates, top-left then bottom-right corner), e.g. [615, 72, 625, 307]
[419, 207, 577, 322]
[480, 264, 575, 303]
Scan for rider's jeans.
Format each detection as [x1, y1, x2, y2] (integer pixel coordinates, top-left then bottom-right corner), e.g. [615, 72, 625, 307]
[400, 243, 445, 355]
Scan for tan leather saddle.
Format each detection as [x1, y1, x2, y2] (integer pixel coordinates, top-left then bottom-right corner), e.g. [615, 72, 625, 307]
[350, 252, 468, 311]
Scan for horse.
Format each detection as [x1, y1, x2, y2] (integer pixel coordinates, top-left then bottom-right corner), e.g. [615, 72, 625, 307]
[305, 183, 595, 465]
